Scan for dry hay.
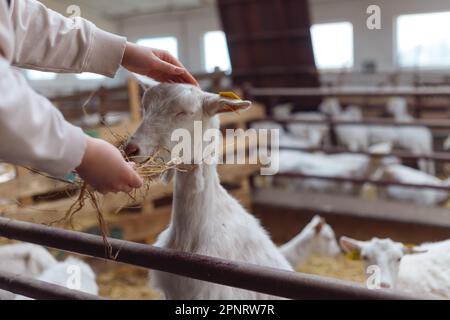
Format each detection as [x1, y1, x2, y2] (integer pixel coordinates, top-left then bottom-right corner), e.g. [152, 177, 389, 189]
[298, 255, 366, 284]
[20, 145, 187, 260]
[97, 265, 160, 300]
[0, 237, 19, 246]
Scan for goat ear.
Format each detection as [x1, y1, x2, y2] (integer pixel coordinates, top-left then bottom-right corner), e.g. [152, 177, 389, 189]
[204, 94, 252, 116]
[340, 236, 363, 253]
[403, 245, 427, 255]
[312, 216, 326, 235]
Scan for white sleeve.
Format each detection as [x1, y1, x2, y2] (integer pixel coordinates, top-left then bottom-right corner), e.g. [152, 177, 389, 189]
[0, 57, 87, 177]
[10, 0, 127, 77]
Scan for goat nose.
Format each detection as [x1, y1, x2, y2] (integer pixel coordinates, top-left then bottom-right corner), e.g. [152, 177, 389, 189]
[380, 282, 391, 289]
[124, 143, 140, 158]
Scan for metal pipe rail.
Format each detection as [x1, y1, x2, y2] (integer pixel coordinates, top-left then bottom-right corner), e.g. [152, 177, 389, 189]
[251, 117, 450, 130]
[276, 172, 450, 192]
[247, 86, 450, 97]
[279, 146, 450, 163]
[0, 271, 106, 300]
[0, 217, 417, 300]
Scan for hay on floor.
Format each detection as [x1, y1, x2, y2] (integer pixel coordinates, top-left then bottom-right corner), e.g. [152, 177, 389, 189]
[298, 255, 366, 284]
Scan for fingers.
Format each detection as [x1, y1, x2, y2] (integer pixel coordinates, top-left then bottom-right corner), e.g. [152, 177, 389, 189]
[153, 51, 199, 86]
[128, 172, 144, 188]
[154, 59, 185, 76]
[88, 166, 143, 194]
[126, 161, 144, 188]
[178, 72, 199, 87]
[163, 53, 185, 69]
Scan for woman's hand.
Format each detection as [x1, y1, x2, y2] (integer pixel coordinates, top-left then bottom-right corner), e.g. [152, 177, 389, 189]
[121, 42, 199, 86]
[76, 136, 143, 194]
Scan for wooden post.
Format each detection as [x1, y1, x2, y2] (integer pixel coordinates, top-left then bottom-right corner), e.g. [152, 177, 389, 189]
[211, 67, 222, 93]
[127, 78, 142, 123]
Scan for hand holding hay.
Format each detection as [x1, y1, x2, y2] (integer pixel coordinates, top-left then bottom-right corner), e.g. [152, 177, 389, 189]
[76, 136, 143, 194]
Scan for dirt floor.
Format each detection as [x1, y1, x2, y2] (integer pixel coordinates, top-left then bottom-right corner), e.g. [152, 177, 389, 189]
[95, 264, 161, 300]
[298, 255, 366, 284]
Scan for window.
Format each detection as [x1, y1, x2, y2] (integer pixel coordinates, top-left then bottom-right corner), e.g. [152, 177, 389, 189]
[396, 12, 450, 68]
[203, 31, 231, 72]
[137, 36, 179, 59]
[26, 70, 57, 81]
[311, 22, 354, 70]
[76, 73, 105, 80]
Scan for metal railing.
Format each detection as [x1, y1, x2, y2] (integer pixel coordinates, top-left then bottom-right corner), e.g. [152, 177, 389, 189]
[278, 146, 450, 163]
[251, 117, 450, 130]
[275, 172, 450, 192]
[0, 217, 419, 300]
[0, 271, 105, 300]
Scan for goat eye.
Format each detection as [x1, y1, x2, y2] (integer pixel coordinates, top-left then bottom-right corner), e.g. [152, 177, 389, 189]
[176, 111, 186, 117]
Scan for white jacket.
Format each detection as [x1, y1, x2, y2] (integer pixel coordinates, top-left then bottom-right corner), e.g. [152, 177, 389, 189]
[0, 0, 127, 176]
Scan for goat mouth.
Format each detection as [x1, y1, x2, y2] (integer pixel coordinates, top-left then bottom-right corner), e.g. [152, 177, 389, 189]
[126, 155, 150, 164]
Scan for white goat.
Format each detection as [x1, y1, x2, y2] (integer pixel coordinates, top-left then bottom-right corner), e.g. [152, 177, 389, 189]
[386, 97, 435, 175]
[279, 216, 341, 268]
[288, 112, 328, 148]
[340, 236, 450, 299]
[15, 257, 98, 300]
[319, 99, 369, 151]
[275, 143, 399, 195]
[365, 164, 450, 206]
[272, 103, 293, 119]
[126, 82, 293, 300]
[0, 244, 57, 300]
[250, 121, 316, 149]
[273, 103, 328, 148]
[319, 98, 435, 174]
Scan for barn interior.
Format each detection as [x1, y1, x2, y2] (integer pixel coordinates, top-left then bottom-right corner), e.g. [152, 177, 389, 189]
[0, 0, 449, 300]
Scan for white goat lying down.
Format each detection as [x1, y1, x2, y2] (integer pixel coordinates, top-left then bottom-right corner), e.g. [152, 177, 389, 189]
[386, 97, 435, 175]
[319, 99, 368, 152]
[319, 98, 435, 175]
[250, 121, 317, 149]
[280, 215, 341, 268]
[366, 164, 450, 206]
[272, 103, 328, 148]
[340, 236, 450, 299]
[0, 243, 97, 300]
[15, 257, 98, 300]
[275, 145, 399, 195]
[276, 150, 367, 194]
[0, 243, 57, 300]
[126, 82, 296, 299]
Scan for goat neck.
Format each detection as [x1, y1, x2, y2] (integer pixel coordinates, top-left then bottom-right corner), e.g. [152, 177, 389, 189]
[279, 227, 315, 267]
